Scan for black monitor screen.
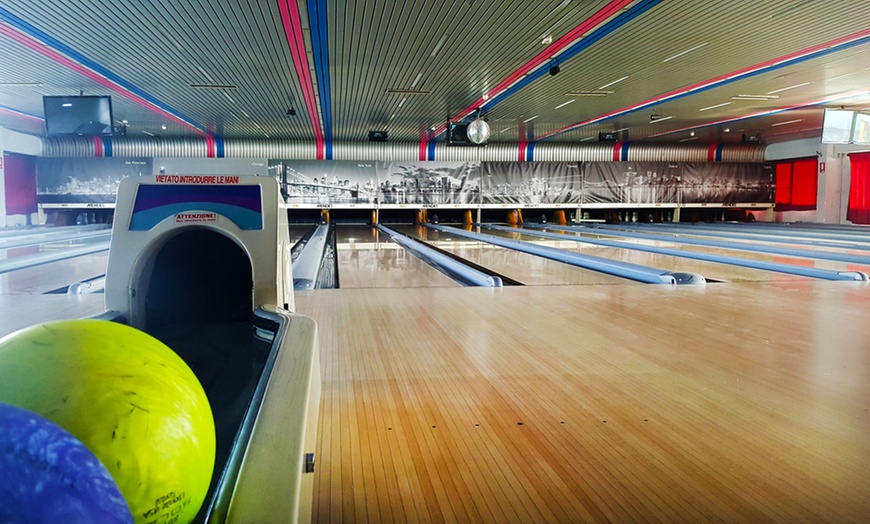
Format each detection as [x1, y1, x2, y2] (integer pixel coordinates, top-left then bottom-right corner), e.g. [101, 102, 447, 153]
[43, 96, 114, 136]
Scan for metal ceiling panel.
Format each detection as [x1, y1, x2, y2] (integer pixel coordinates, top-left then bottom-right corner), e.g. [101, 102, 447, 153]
[2, 0, 870, 147]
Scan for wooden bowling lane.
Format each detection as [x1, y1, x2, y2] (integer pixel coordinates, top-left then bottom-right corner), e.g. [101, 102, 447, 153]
[482, 228, 811, 283]
[0, 294, 105, 336]
[298, 282, 870, 522]
[559, 229, 870, 277]
[394, 226, 632, 286]
[0, 251, 108, 295]
[333, 225, 461, 288]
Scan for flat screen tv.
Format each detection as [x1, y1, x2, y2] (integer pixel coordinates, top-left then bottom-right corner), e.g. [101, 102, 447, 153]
[43, 95, 114, 136]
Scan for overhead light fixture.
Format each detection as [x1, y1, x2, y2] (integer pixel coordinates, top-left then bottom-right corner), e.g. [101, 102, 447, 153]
[690, 131, 695, 136]
[679, 136, 698, 142]
[549, 61, 560, 76]
[662, 42, 708, 63]
[767, 82, 811, 94]
[580, 136, 595, 141]
[699, 102, 732, 111]
[523, 115, 539, 123]
[411, 73, 422, 87]
[189, 84, 237, 89]
[467, 108, 490, 144]
[385, 89, 431, 94]
[649, 114, 673, 123]
[599, 76, 628, 89]
[398, 97, 407, 108]
[161, 124, 167, 130]
[771, 118, 803, 127]
[731, 94, 780, 101]
[723, 128, 730, 132]
[142, 130, 155, 136]
[565, 90, 613, 96]
[541, 35, 553, 45]
[430, 34, 448, 58]
[555, 99, 575, 109]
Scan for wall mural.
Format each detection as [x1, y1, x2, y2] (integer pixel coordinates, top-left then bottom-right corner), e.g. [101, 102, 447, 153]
[36, 158, 774, 207]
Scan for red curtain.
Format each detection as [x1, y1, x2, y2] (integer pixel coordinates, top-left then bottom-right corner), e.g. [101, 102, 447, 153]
[848, 152, 870, 224]
[4, 153, 38, 216]
[774, 157, 817, 211]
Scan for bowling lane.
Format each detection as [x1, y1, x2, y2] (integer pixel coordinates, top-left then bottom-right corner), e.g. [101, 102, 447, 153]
[0, 234, 111, 294]
[394, 226, 632, 286]
[334, 225, 462, 288]
[0, 252, 108, 294]
[479, 227, 815, 283]
[288, 224, 315, 245]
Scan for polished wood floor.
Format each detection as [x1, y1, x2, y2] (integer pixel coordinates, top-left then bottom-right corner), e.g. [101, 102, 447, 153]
[297, 281, 870, 522]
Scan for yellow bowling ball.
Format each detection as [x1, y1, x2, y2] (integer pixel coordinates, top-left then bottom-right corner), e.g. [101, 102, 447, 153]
[0, 319, 215, 524]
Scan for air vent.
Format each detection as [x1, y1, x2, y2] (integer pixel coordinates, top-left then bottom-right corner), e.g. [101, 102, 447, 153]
[385, 89, 431, 95]
[189, 84, 238, 89]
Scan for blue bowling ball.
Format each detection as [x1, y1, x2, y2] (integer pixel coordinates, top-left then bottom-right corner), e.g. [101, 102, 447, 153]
[0, 402, 133, 524]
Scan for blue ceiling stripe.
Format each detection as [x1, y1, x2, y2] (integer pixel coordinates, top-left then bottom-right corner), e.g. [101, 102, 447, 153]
[308, 0, 332, 158]
[544, 33, 870, 140]
[0, 6, 208, 133]
[103, 138, 112, 157]
[474, 0, 661, 120]
[428, 140, 436, 160]
[621, 142, 630, 161]
[216, 137, 225, 158]
[715, 143, 724, 162]
[527, 142, 535, 162]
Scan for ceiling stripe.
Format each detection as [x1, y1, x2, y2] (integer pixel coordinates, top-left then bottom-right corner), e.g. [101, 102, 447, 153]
[0, 104, 43, 122]
[427, 0, 635, 139]
[475, 0, 660, 120]
[308, 0, 332, 159]
[430, 0, 653, 140]
[276, 0, 324, 159]
[647, 89, 870, 139]
[539, 26, 870, 140]
[0, 6, 210, 136]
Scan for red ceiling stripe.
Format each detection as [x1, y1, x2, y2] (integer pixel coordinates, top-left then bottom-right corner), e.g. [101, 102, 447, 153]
[92, 136, 103, 157]
[431, 0, 633, 138]
[0, 22, 209, 137]
[707, 144, 716, 162]
[518, 140, 526, 161]
[612, 142, 622, 161]
[205, 135, 215, 158]
[540, 26, 870, 140]
[276, 0, 324, 160]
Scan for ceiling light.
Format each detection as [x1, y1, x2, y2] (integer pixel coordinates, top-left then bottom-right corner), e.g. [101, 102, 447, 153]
[223, 92, 235, 103]
[679, 136, 697, 142]
[482, 93, 489, 101]
[599, 76, 628, 89]
[411, 73, 422, 87]
[241, 109, 251, 118]
[161, 124, 167, 130]
[541, 35, 553, 45]
[649, 115, 674, 123]
[142, 130, 155, 136]
[398, 97, 407, 108]
[766, 82, 811, 94]
[699, 102, 732, 111]
[190, 84, 237, 89]
[523, 115, 539, 123]
[614, 127, 629, 133]
[565, 90, 613, 96]
[723, 128, 730, 132]
[731, 94, 780, 101]
[580, 136, 595, 141]
[385, 89, 431, 94]
[662, 42, 708, 63]
[771, 118, 802, 127]
[430, 34, 448, 58]
[690, 131, 695, 136]
[555, 99, 575, 109]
